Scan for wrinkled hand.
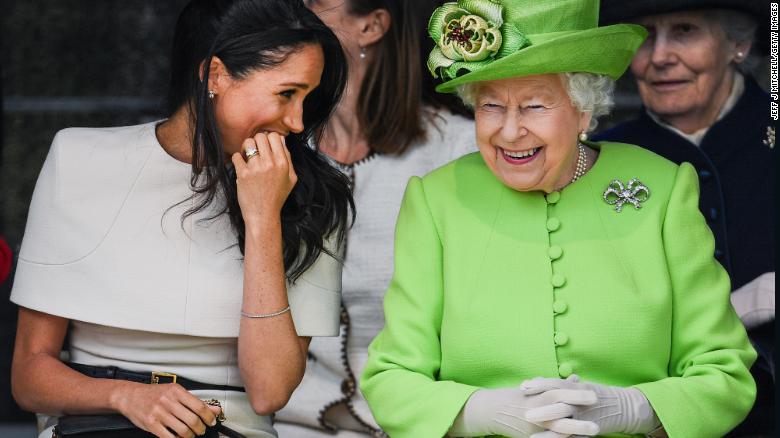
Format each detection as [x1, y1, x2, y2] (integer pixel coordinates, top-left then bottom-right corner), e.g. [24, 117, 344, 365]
[114, 382, 222, 438]
[449, 375, 600, 438]
[231, 132, 298, 223]
[521, 375, 660, 436]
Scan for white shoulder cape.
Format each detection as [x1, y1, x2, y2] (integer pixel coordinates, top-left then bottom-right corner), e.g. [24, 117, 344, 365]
[11, 122, 341, 337]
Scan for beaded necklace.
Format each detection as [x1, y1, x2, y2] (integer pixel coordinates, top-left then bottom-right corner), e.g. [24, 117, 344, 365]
[570, 142, 587, 184]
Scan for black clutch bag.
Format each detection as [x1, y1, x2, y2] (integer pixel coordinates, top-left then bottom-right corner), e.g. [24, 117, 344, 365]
[54, 364, 247, 438]
[53, 414, 221, 438]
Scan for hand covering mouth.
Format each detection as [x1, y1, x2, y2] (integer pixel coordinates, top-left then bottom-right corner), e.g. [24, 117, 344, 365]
[253, 129, 289, 137]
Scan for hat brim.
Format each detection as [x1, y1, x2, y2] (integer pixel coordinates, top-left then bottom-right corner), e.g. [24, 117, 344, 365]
[435, 23, 647, 93]
[600, 0, 766, 24]
[600, 1, 770, 55]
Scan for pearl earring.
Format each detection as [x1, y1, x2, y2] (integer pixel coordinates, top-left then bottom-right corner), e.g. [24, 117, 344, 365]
[208, 90, 216, 99]
[578, 131, 588, 142]
[359, 47, 366, 59]
[736, 51, 744, 60]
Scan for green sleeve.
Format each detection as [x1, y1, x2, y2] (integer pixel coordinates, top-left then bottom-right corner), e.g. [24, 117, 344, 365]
[634, 163, 757, 438]
[360, 177, 479, 438]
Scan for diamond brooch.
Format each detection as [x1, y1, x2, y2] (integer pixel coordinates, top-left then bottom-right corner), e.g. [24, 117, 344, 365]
[603, 178, 650, 212]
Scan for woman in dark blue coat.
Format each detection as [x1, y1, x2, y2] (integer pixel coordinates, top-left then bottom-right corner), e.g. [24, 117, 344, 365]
[596, 1, 773, 436]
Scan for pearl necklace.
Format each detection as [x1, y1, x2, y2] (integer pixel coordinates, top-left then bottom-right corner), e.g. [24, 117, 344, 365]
[570, 142, 587, 184]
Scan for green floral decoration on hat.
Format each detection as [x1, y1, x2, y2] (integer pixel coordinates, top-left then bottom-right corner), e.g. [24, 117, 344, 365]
[427, 0, 529, 80]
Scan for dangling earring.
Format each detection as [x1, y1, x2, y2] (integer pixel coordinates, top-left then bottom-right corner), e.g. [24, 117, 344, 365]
[359, 47, 366, 59]
[208, 90, 216, 99]
[578, 131, 588, 142]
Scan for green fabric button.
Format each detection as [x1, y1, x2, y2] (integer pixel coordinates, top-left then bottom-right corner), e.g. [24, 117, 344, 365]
[546, 191, 561, 204]
[551, 273, 566, 288]
[553, 301, 567, 314]
[546, 217, 561, 232]
[554, 332, 569, 346]
[558, 363, 573, 378]
[548, 246, 563, 260]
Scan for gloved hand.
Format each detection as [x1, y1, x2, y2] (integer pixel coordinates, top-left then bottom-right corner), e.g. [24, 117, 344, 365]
[449, 375, 600, 438]
[520, 375, 660, 436]
[730, 272, 774, 329]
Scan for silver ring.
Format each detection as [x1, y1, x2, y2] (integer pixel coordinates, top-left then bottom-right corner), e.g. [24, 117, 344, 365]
[245, 148, 259, 160]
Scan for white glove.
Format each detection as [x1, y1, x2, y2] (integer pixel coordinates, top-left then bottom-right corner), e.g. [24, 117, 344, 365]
[449, 375, 600, 438]
[730, 272, 774, 329]
[520, 375, 660, 436]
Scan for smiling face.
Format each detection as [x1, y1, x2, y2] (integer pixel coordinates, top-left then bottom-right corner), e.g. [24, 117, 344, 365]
[473, 74, 590, 193]
[630, 11, 739, 133]
[210, 43, 324, 155]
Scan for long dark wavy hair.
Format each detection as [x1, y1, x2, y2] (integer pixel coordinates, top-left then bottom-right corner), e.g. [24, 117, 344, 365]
[166, 0, 353, 282]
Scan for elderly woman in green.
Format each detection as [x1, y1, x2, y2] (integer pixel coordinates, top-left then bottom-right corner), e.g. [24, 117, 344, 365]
[360, 0, 756, 437]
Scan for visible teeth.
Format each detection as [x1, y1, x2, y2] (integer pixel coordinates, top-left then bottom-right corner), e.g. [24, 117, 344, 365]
[504, 147, 538, 158]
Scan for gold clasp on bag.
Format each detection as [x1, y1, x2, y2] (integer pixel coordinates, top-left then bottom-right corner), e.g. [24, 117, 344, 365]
[151, 371, 177, 384]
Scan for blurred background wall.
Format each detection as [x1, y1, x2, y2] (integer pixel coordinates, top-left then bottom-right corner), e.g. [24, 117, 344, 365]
[0, 0, 771, 435]
[1, 0, 188, 432]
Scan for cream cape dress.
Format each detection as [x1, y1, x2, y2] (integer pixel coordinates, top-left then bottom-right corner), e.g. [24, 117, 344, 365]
[11, 122, 343, 437]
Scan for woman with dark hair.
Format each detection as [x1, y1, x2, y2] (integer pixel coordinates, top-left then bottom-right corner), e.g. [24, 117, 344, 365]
[273, 0, 475, 436]
[9, 0, 351, 437]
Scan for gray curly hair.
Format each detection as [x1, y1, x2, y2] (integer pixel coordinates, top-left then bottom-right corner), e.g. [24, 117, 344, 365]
[456, 72, 615, 132]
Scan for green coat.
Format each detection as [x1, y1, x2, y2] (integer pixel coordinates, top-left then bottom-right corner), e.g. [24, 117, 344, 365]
[360, 142, 756, 438]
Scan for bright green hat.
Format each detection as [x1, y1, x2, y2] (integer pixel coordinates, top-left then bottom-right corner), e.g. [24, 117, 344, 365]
[427, 0, 647, 93]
